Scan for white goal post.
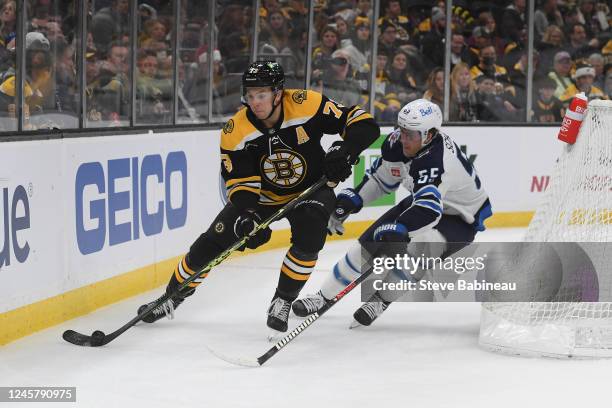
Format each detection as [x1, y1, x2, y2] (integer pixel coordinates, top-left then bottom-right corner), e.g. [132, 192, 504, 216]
[479, 99, 612, 358]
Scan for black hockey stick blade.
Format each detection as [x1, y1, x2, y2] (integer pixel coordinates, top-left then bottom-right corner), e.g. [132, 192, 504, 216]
[62, 329, 111, 347]
[62, 177, 329, 348]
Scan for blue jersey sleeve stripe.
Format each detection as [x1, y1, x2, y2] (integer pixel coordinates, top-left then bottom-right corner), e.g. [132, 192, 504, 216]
[414, 185, 441, 200]
[414, 200, 442, 214]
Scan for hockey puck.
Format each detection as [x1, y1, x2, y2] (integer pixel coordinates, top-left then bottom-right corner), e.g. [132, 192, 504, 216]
[91, 330, 106, 346]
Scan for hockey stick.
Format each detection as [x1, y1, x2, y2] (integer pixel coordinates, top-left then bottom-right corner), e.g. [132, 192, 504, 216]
[63, 177, 330, 347]
[207, 266, 375, 367]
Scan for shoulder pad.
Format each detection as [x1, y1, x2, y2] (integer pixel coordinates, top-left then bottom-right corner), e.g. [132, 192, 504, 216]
[381, 130, 408, 163]
[283, 89, 322, 125]
[220, 108, 262, 151]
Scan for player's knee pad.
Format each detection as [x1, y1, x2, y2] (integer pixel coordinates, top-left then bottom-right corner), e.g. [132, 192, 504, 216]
[187, 211, 242, 270]
[289, 204, 330, 253]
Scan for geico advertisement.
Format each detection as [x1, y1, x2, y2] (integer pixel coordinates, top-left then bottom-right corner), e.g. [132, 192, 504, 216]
[65, 132, 217, 289]
[74, 151, 188, 255]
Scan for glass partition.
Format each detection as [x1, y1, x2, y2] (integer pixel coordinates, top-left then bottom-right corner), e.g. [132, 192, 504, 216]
[23, 0, 79, 130]
[86, 0, 131, 127]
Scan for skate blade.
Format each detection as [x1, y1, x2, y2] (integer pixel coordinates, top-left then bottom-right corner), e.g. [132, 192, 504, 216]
[349, 319, 363, 329]
[267, 328, 285, 342]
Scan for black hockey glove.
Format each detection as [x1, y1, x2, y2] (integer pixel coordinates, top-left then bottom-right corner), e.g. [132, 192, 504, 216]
[373, 222, 410, 242]
[328, 188, 363, 235]
[234, 210, 272, 249]
[324, 141, 353, 183]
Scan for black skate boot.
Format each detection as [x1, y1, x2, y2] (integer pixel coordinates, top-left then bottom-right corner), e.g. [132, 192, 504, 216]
[267, 295, 292, 339]
[138, 287, 195, 324]
[351, 293, 390, 328]
[292, 291, 329, 317]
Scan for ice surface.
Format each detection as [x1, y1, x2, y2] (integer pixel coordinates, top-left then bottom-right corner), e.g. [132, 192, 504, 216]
[1, 228, 610, 407]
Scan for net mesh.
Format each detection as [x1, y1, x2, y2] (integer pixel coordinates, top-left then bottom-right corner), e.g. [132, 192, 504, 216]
[481, 100, 612, 356]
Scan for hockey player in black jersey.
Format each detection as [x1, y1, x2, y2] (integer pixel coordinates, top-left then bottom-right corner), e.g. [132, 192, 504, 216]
[137, 61, 379, 337]
[293, 99, 492, 327]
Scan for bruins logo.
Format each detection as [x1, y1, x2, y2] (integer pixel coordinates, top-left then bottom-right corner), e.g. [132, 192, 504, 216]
[261, 149, 306, 188]
[223, 119, 234, 134]
[292, 90, 307, 104]
[214, 222, 225, 233]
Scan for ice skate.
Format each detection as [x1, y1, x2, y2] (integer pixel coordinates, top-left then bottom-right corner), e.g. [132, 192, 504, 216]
[292, 291, 329, 317]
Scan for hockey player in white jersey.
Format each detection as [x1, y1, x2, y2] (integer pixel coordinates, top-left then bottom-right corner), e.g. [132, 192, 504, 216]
[292, 99, 492, 326]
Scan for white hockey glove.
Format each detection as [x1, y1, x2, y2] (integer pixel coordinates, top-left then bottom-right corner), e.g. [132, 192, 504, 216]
[327, 188, 363, 236]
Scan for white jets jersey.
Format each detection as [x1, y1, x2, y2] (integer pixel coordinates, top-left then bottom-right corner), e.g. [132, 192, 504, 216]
[356, 129, 492, 236]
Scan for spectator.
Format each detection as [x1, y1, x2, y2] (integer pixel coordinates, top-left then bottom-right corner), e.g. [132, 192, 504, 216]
[53, 39, 77, 113]
[317, 49, 361, 107]
[501, 0, 526, 41]
[477, 11, 505, 57]
[537, 25, 565, 74]
[259, 10, 290, 54]
[576, 0, 598, 35]
[0, 0, 15, 48]
[311, 26, 339, 82]
[136, 50, 170, 123]
[282, 0, 308, 35]
[474, 74, 519, 122]
[534, 0, 564, 41]
[589, 53, 605, 89]
[378, 0, 410, 42]
[422, 67, 444, 110]
[449, 62, 478, 122]
[450, 32, 476, 69]
[470, 45, 509, 82]
[334, 15, 350, 42]
[532, 76, 564, 123]
[89, 41, 130, 124]
[548, 51, 574, 98]
[378, 20, 399, 57]
[355, 0, 373, 22]
[385, 50, 419, 107]
[217, 3, 250, 73]
[349, 16, 372, 64]
[509, 50, 542, 107]
[419, 7, 446, 69]
[91, 0, 130, 54]
[140, 19, 169, 50]
[566, 22, 599, 60]
[560, 61, 607, 105]
[468, 26, 493, 64]
[0, 0, 15, 72]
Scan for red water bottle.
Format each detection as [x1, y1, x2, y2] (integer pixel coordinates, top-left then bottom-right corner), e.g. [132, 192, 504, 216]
[558, 92, 588, 144]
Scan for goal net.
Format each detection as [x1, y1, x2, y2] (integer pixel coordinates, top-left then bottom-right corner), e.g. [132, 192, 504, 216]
[479, 99, 612, 358]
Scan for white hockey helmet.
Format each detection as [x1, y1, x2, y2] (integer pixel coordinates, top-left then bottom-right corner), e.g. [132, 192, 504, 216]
[397, 99, 443, 144]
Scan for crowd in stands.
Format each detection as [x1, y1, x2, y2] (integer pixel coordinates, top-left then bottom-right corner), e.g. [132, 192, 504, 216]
[0, 0, 610, 130]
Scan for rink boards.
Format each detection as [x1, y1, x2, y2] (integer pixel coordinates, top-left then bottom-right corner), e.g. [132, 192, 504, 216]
[0, 125, 561, 344]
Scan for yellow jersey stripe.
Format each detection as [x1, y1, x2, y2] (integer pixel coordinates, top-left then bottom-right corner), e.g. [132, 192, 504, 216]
[228, 185, 261, 200]
[287, 252, 317, 267]
[281, 265, 311, 281]
[225, 176, 262, 188]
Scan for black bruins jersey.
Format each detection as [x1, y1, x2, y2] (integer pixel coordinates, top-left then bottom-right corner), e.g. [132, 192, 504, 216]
[220, 89, 378, 208]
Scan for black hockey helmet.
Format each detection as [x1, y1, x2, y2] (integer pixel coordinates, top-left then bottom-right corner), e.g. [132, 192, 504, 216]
[242, 61, 285, 95]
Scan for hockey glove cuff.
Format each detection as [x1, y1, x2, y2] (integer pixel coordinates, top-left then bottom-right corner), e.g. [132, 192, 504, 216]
[327, 188, 363, 236]
[373, 222, 410, 242]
